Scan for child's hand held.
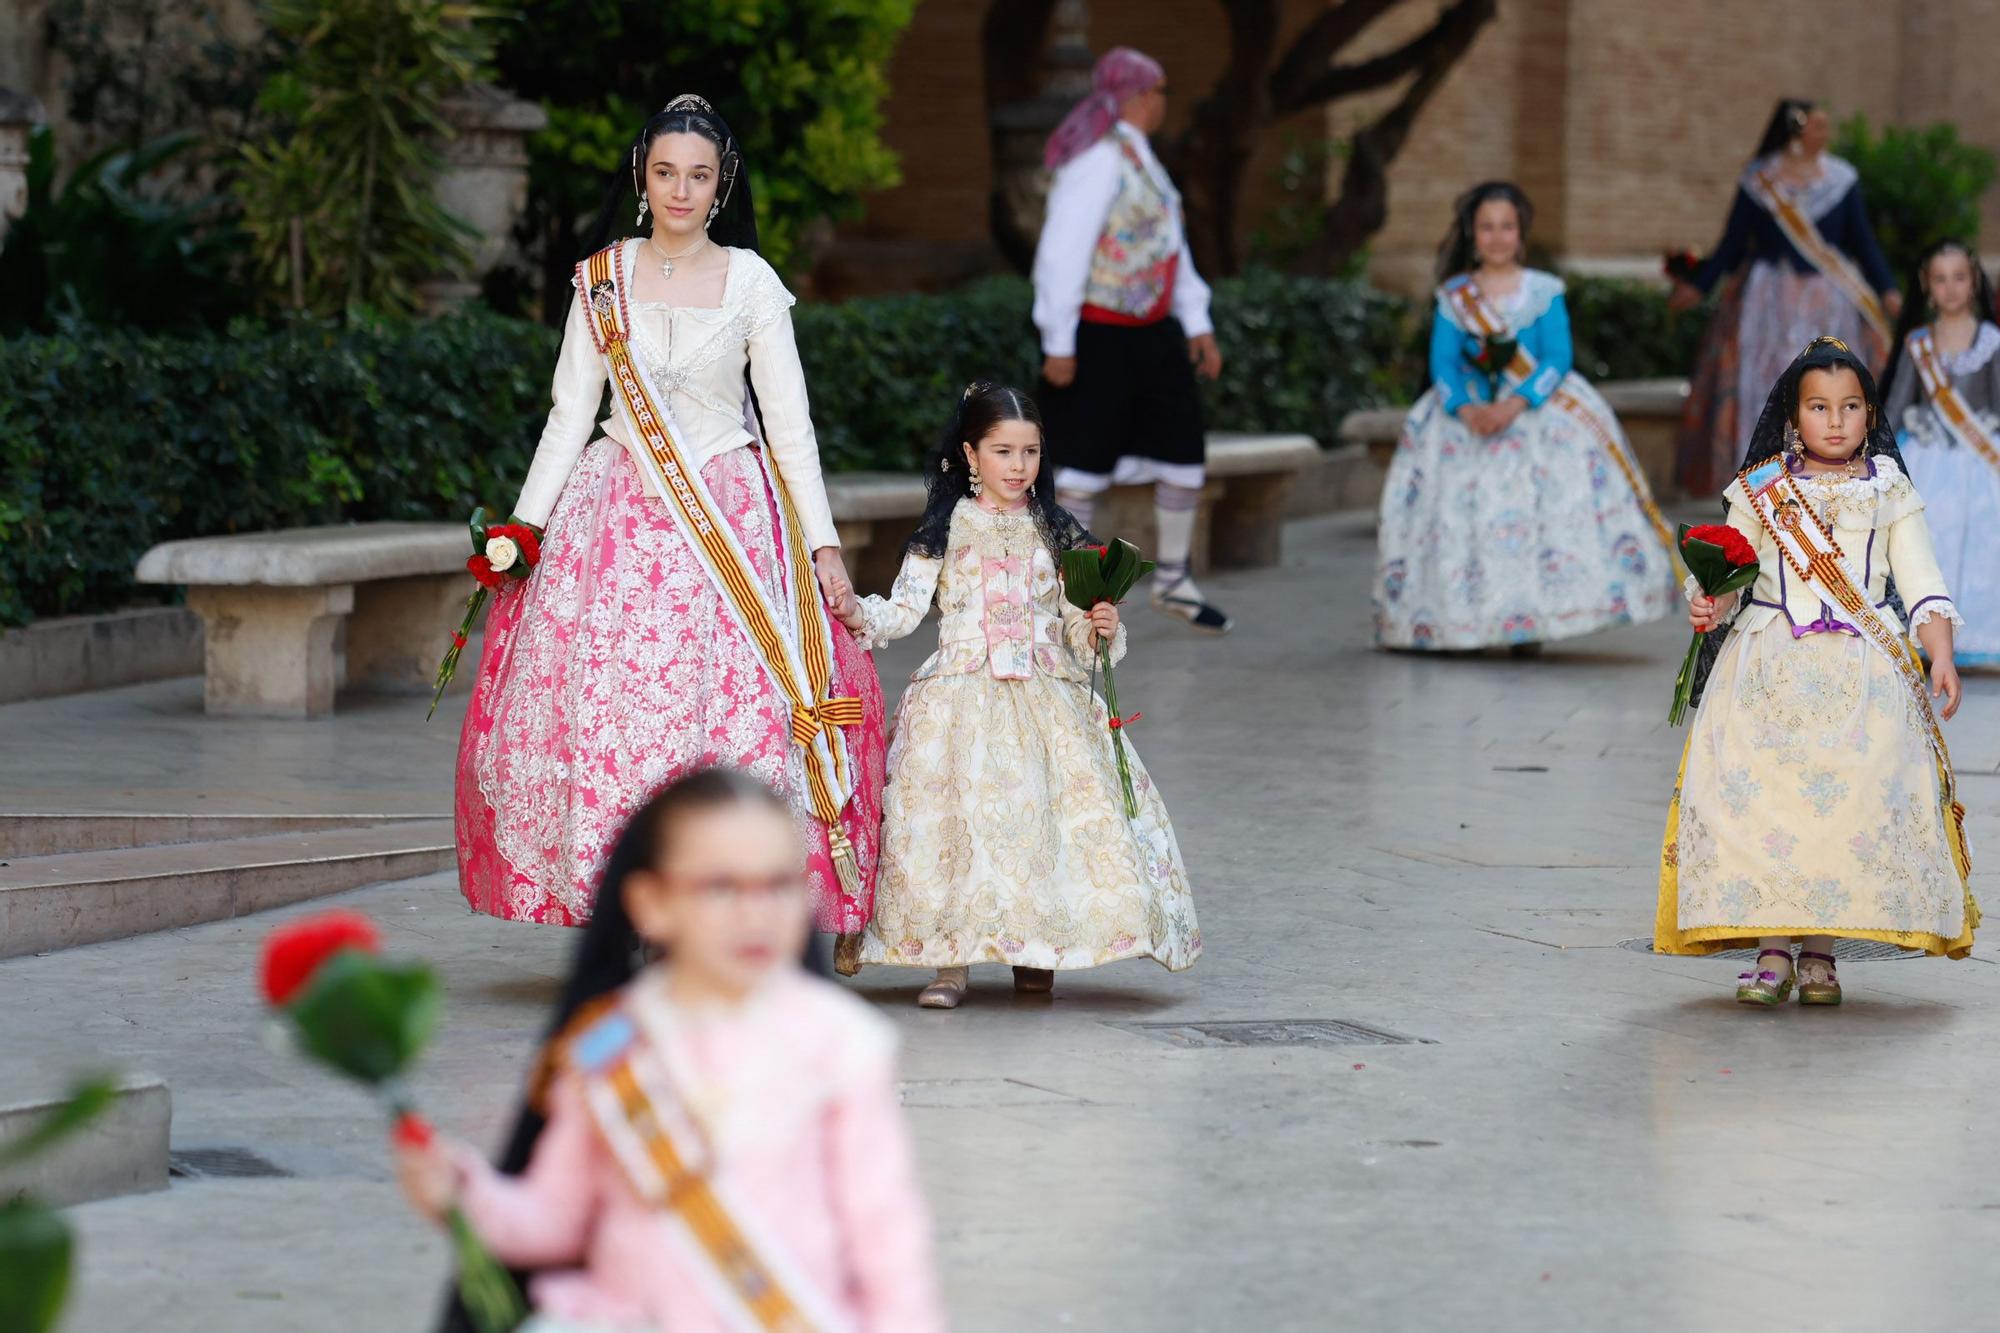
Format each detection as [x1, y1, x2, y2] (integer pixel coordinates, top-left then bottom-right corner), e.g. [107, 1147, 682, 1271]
[395, 1128, 462, 1222]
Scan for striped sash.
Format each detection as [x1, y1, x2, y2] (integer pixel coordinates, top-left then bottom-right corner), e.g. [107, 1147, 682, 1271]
[1907, 327, 2000, 475]
[1744, 166, 1889, 341]
[1442, 276, 1682, 568]
[570, 1010, 848, 1333]
[1739, 457, 1970, 879]
[576, 244, 864, 898]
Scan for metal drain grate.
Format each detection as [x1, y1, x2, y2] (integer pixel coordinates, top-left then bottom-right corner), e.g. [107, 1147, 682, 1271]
[1619, 938, 1922, 962]
[170, 1147, 292, 1180]
[1111, 1018, 1434, 1049]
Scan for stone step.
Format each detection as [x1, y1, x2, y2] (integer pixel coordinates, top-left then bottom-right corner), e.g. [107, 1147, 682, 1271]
[0, 1073, 171, 1207]
[0, 811, 440, 858]
[0, 820, 455, 959]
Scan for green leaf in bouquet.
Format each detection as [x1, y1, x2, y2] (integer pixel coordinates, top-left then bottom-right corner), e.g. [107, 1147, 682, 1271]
[1060, 547, 1108, 611]
[468, 505, 489, 555]
[0, 1200, 72, 1333]
[1712, 563, 1762, 597]
[1100, 539, 1156, 603]
[286, 952, 442, 1087]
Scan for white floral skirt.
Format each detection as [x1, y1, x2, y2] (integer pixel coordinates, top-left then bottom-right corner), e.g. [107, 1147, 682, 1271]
[1663, 623, 1971, 953]
[1374, 376, 1675, 649]
[1900, 407, 2000, 665]
[859, 670, 1201, 972]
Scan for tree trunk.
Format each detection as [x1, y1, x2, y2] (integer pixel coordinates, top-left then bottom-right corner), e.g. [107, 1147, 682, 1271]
[1298, 0, 1494, 274]
[1169, 0, 1280, 278]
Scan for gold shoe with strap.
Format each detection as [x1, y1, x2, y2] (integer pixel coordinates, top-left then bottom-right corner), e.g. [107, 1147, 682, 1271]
[1735, 948, 1795, 1006]
[1796, 950, 1843, 1006]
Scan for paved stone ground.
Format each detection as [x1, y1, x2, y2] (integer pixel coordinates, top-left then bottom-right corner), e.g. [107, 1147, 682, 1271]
[7, 511, 2000, 1332]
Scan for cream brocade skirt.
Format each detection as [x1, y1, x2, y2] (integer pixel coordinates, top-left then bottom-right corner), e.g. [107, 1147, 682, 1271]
[1656, 623, 1977, 957]
[859, 668, 1201, 972]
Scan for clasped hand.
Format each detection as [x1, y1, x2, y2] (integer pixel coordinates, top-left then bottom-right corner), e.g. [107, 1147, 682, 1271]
[1459, 397, 1526, 437]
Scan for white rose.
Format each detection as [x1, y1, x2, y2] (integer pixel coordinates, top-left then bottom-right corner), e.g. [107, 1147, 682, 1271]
[484, 535, 520, 572]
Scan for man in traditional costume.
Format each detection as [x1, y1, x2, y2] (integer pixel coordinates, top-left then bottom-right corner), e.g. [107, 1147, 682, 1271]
[1033, 47, 1231, 633]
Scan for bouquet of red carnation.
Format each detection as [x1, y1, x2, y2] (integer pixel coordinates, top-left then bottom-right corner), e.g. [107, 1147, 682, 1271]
[1663, 248, 1702, 285]
[430, 507, 542, 718]
[260, 912, 524, 1332]
[1060, 539, 1154, 819]
[1468, 332, 1520, 399]
[1668, 522, 1760, 725]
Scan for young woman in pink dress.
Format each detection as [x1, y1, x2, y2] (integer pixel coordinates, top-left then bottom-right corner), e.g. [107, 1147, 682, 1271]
[453, 96, 885, 937]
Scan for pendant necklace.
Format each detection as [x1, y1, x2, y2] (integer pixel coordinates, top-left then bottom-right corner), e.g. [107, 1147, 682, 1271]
[647, 234, 709, 281]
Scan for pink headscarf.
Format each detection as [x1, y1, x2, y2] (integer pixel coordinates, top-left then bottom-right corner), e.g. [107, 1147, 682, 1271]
[1043, 47, 1165, 170]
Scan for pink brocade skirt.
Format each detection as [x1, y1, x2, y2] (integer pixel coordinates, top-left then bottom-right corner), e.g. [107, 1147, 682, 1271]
[453, 441, 886, 929]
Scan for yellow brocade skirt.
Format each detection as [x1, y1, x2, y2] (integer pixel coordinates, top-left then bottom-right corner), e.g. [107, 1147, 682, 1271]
[1655, 624, 1978, 957]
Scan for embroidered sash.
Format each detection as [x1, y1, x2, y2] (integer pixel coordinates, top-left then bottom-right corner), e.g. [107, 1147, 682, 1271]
[1442, 277, 1682, 570]
[569, 1011, 848, 1333]
[1908, 327, 2000, 475]
[1739, 457, 1970, 878]
[1744, 166, 1889, 341]
[576, 244, 866, 900]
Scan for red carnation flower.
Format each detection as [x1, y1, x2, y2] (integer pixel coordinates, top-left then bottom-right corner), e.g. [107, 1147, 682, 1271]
[466, 554, 505, 589]
[1684, 523, 1755, 568]
[488, 524, 541, 568]
[393, 1110, 436, 1150]
[260, 911, 381, 1006]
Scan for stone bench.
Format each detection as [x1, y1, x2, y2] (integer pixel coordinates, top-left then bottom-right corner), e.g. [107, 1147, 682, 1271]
[135, 523, 471, 718]
[830, 432, 1323, 595]
[1335, 377, 1691, 508]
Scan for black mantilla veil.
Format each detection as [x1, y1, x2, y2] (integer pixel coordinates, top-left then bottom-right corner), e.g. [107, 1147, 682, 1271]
[1686, 335, 1908, 709]
[434, 767, 830, 1333]
[905, 380, 1095, 560]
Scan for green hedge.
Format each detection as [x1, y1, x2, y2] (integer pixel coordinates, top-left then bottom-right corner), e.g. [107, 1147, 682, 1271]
[1, 270, 1407, 628]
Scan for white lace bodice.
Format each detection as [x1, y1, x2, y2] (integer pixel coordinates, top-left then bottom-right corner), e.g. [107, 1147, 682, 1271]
[511, 242, 838, 548]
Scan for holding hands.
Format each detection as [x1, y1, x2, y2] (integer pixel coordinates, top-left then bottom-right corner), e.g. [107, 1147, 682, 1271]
[1459, 396, 1526, 437]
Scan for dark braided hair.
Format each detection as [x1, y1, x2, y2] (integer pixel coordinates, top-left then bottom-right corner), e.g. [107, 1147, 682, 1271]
[1752, 97, 1817, 159]
[581, 94, 760, 258]
[905, 381, 1094, 559]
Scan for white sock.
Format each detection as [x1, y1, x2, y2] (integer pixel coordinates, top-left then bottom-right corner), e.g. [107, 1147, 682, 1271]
[1153, 482, 1201, 586]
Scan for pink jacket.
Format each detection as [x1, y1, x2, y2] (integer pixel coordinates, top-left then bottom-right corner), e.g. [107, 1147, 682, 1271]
[456, 969, 946, 1332]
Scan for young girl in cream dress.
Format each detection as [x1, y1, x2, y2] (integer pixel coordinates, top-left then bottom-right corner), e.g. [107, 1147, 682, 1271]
[836, 382, 1201, 1007]
[1658, 338, 1975, 1007]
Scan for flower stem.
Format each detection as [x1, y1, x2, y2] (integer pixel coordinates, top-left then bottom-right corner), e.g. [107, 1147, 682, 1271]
[1099, 642, 1138, 819]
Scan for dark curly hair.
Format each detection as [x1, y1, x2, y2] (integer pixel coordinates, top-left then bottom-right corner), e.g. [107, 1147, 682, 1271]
[1436, 181, 1534, 282]
[904, 381, 1094, 559]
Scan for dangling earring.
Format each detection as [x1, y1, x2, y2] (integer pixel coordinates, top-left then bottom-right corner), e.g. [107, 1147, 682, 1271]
[708, 200, 721, 225]
[1028, 482, 1036, 499]
[636, 196, 649, 226]
[969, 471, 983, 498]
[1784, 421, 1805, 458]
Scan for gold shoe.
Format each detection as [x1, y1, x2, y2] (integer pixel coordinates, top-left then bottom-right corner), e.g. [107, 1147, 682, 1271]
[1796, 950, 1842, 1006]
[1735, 949, 1795, 1006]
[917, 968, 968, 1009]
[1012, 966, 1055, 994]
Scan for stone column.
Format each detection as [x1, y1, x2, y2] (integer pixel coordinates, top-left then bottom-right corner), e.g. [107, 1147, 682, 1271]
[422, 85, 548, 311]
[987, 0, 1093, 270]
[0, 88, 43, 248]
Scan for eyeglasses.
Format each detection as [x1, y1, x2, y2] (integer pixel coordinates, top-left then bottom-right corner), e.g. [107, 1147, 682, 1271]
[672, 872, 809, 902]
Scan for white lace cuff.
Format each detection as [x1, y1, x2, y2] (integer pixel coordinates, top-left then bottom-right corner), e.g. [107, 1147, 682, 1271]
[1682, 575, 1744, 624]
[1908, 597, 1965, 633]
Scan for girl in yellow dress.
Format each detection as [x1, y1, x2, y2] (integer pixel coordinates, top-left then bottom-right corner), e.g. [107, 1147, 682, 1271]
[1657, 337, 1976, 1006]
[835, 381, 1201, 1008]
